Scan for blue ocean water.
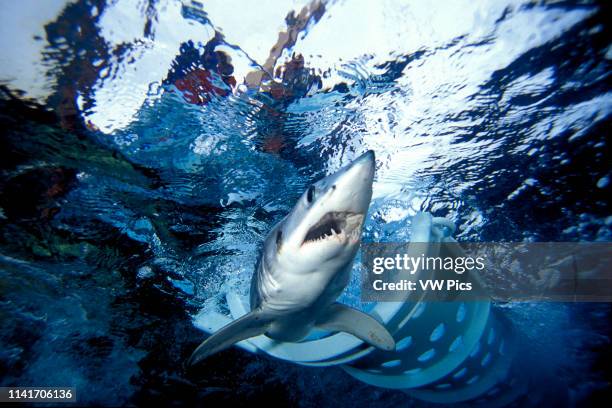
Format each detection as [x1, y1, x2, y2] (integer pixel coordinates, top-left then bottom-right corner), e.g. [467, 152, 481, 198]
[0, 0, 610, 406]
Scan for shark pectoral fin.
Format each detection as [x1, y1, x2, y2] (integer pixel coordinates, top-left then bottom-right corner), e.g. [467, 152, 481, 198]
[188, 310, 270, 367]
[315, 303, 395, 351]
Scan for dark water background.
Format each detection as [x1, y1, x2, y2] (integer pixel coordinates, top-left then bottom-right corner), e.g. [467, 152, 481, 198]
[0, 0, 610, 406]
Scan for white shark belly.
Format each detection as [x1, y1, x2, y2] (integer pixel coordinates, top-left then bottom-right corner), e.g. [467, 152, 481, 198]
[258, 266, 336, 314]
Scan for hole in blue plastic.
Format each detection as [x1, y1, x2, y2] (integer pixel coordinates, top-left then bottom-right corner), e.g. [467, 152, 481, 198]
[436, 383, 451, 389]
[481, 352, 491, 367]
[412, 303, 426, 319]
[453, 367, 467, 379]
[469, 341, 481, 358]
[499, 340, 506, 355]
[449, 336, 463, 352]
[467, 375, 480, 385]
[430, 323, 445, 342]
[417, 348, 436, 362]
[456, 302, 466, 323]
[382, 359, 402, 368]
[488, 328, 496, 345]
[396, 336, 413, 351]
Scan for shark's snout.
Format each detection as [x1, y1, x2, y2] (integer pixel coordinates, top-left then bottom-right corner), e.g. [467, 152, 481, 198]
[354, 149, 375, 166]
[345, 150, 375, 179]
[330, 150, 375, 214]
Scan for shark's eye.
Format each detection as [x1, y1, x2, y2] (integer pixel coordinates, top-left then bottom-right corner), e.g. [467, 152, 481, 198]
[306, 185, 315, 203]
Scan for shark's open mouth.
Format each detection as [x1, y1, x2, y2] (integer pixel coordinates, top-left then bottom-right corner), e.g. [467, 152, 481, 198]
[302, 212, 364, 244]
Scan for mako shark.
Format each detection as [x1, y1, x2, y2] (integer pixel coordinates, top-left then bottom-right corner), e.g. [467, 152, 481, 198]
[188, 150, 395, 366]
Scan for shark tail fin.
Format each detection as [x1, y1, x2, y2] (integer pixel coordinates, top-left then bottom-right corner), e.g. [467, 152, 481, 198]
[188, 310, 270, 366]
[316, 303, 395, 351]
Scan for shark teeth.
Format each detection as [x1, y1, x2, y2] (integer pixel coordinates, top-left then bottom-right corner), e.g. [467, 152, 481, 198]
[302, 212, 362, 244]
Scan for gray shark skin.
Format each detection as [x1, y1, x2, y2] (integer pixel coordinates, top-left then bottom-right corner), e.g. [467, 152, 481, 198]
[188, 150, 395, 366]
